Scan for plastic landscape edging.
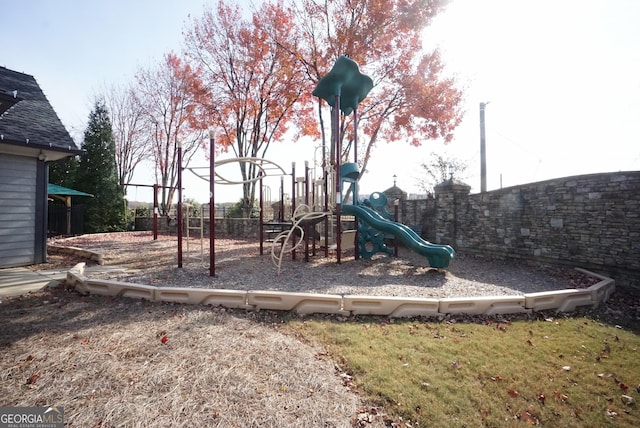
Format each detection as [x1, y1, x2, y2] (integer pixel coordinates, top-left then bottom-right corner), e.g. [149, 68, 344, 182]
[66, 264, 615, 318]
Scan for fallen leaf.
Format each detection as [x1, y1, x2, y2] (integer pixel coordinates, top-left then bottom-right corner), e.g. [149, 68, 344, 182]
[508, 389, 519, 398]
[26, 372, 41, 385]
[518, 411, 540, 425]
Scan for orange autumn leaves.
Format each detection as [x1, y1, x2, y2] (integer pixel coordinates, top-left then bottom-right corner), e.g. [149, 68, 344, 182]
[181, 0, 463, 170]
[117, 0, 463, 215]
[183, 1, 313, 153]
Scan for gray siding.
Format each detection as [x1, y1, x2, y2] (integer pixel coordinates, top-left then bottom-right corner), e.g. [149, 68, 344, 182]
[0, 154, 36, 267]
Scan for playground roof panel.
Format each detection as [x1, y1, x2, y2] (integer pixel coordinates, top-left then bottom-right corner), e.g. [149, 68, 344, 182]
[48, 183, 93, 197]
[312, 56, 373, 115]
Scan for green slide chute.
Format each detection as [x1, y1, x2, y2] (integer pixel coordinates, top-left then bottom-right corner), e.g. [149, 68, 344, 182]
[342, 204, 455, 268]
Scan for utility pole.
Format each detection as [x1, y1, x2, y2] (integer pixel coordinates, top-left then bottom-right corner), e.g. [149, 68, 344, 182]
[480, 102, 489, 192]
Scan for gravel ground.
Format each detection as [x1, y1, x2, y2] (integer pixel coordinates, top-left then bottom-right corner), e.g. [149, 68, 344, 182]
[48, 231, 597, 299]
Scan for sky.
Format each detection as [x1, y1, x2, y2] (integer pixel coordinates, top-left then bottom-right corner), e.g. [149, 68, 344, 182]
[3, 0, 640, 203]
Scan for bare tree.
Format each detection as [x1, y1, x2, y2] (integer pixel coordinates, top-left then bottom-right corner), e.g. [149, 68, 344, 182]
[418, 153, 468, 195]
[135, 53, 208, 214]
[104, 82, 149, 189]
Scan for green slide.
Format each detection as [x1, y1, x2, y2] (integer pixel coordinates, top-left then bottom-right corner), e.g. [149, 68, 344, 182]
[342, 204, 455, 268]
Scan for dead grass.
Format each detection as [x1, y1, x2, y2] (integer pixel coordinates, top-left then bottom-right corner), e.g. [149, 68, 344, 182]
[0, 287, 375, 427]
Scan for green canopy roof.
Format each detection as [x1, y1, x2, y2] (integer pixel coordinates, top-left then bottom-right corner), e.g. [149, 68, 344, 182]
[48, 183, 93, 197]
[312, 56, 373, 115]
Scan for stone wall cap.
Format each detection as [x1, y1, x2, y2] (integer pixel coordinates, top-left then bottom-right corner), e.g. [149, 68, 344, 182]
[382, 185, 408, 198]
[434, 179, 471, 192]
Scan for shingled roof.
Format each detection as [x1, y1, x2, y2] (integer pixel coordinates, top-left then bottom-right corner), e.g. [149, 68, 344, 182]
[0, 66, 81, 158]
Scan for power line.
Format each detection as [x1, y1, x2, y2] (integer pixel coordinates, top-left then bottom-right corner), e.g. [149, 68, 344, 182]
[492, 128, 542, 161]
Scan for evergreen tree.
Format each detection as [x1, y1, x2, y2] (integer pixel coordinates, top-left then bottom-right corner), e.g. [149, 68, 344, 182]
[75, 99, 126, 233]
[49, 155, 79, 188]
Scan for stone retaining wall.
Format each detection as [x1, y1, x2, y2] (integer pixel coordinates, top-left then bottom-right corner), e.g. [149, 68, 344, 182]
[134, 217, 356, 240]
[135, 217, 258, 238]
[419, 171, 640, 287]
[48, 244, 104, 265]
[132, 171, 639, 287]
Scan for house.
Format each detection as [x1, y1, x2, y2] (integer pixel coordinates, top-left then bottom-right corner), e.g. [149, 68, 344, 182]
[0, 66, 82, 268]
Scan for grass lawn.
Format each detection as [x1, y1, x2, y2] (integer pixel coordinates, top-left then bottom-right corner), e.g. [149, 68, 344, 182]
[289, 312, 640, 427]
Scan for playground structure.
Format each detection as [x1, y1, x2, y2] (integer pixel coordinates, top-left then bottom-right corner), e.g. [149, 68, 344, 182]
[57, 55, 621, 319]
[179, 55, 456, 275]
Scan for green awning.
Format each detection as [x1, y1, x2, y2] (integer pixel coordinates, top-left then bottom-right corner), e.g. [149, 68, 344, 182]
[48, 183, 93, 197]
